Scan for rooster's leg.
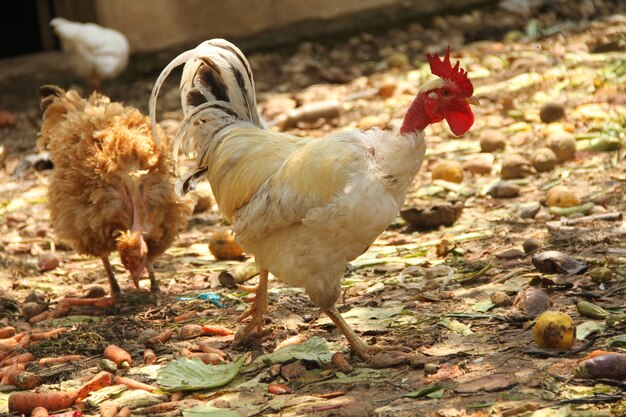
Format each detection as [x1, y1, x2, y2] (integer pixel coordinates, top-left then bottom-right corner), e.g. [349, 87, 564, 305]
[322, 307, 409, 361]
[234, 269, 269, 343]
[102, 256, 122, 304]
[147, 262, 163, 305]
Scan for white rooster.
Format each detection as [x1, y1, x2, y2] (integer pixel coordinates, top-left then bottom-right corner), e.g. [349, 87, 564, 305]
[51, 17, 129, 91]
[150, 40, 478, 359]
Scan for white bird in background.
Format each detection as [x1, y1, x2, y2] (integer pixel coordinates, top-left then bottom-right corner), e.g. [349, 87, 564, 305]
[51, 17, 130, 91]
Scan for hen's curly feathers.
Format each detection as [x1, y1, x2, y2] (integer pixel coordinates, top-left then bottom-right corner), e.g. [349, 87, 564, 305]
[38, 85, 191, 262]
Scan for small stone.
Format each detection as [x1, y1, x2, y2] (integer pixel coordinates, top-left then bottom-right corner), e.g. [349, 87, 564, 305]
[280, 360, 307, 380]
[519, 202, 541, 219]
[513, 287, 551, 317]
[487, 180, 520, 199]
[547, 132, 576, 162]
[501, 154, 534, 179]
[540, 102, 566, 123]
[38, 253, 59, 272]
[138, 329, 159, 346]
[491, 291, 512, 306]
[424, 363, 439, 375]
[21, 302, 47, 320]
[480, 129, 507, 153]
[463, 156, 492, 175]
[523, 238, 542, 254]
[531, 147, 558, 172]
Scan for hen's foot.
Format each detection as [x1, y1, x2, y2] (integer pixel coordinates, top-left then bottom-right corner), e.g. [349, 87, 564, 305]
[233, 269, 269, 346]
[147, 262, 164, 306]
[322, 307, 410, 361]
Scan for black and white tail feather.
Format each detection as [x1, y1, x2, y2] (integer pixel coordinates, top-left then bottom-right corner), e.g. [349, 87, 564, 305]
[149, 39, 263, 196]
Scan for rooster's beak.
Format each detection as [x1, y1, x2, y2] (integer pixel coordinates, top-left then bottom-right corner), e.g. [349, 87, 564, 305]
[465, 96, 480, 106]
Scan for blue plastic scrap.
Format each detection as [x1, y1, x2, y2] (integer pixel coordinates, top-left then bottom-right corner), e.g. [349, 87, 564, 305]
[175, 292, 224, 307]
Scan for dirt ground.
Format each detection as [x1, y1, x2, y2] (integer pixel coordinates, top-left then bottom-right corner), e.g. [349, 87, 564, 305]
[1, 1, 626, 416]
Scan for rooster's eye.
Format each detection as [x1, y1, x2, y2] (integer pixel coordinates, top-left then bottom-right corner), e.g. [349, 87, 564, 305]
[442, 89, 449, 96]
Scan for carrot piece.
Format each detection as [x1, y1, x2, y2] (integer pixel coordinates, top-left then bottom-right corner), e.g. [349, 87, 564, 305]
[112, 375, 155, 392]
[31, 328, 67, 341]
[116, 406, 131, 417]
[188, 352, 224, 365]
[584, 350, 618, 360]
[201, 325, 234, 336]
[103, 344, 132, 368]
[61, 297, 114, 308]
[31, 406, 50, 417]
[170, 392, 183, 401]
[178, 324, 202, 339]
[143, 349, 157, 365]
[99, 400, 117, 417]
[15, 371, 42, 389]
[0, 363, 25, 384]
[76, 370, 113, 400]
[3, 352, 35, 366]
[39, 355, 86, 366]
[29, 311, 52, 324]
[173, 311, 197, 322]
[9, 389, 80, 414]
[198, 344, 227, 358]
[49, 412, 83, 417]
[0, 326, 16, 339]
[0, 332, 26, 350]
[147, 328, 173, 345]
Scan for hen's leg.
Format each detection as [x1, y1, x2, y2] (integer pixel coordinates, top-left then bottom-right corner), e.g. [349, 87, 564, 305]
[102, 256, 122, 304]
[322, 307, 408, 361]
[234, 269, 268, 343]
[147, 261, 163, 305]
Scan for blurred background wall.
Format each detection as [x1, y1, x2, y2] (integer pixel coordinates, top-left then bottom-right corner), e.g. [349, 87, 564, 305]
[2, 0, 495, 58]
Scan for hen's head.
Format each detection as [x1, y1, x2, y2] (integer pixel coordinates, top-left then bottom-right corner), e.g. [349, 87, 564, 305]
[401, 47, 478, 136]
[116, 230, 148, 287]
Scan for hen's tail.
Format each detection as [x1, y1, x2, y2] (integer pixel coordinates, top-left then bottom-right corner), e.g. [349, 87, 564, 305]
[149, 39, 261, 195]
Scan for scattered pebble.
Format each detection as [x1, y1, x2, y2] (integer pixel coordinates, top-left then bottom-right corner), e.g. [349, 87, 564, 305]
[280, 360, 307, 380]
[501, 154, 534, 179]
[480, 129, 507, 152]
[0, 110, 16, 128]
[358, 114, 387, 130]
[463, 156, 492, 175]
[523, 237, 542, 253]
[513, 287, 551, 317]
[531, 147, 558, 172]
[487, 180, 520, 198]
[491, 291, 512, 306]
[519, 202, 541, 219]
[38, 253, 59, 272]
[547, 131, 577, 162]
[539, 102, 566, 123]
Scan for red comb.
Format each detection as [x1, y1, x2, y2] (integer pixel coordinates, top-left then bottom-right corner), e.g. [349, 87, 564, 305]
[427, 46, 473, 96]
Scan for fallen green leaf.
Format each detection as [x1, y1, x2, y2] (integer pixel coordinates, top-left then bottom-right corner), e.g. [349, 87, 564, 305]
[607, 334, 626, 347]
[473, 300, 495, 313]
[244, 337, 332, 372]
[576, 321, 605, 341]
[404, 384, 445, 398]
[183, 405, 240, 417]
[158, 354, 248, 392]
[438, 318, 473, 336]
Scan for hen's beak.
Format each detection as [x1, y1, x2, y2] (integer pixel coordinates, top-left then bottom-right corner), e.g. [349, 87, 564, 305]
[466, 96, 480, 106]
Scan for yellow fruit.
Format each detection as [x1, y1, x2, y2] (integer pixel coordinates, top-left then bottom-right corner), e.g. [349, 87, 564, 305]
[209, 230, 245, 260]
[431, 160, 464, 183]
[545, 185, 580, 208]
[533, 311, 575, 349]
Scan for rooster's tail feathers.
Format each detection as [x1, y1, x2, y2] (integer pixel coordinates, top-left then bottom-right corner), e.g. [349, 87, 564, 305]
[149, 38, 260, 148]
